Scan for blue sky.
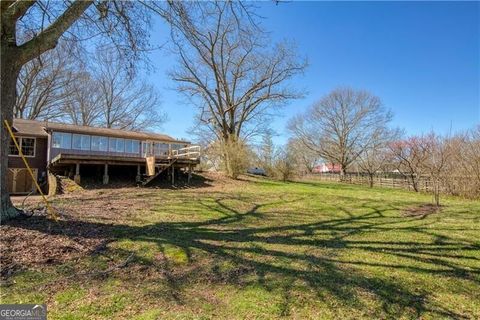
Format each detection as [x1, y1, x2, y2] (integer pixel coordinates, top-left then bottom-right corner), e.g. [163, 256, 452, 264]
[144, 1, 479, 144]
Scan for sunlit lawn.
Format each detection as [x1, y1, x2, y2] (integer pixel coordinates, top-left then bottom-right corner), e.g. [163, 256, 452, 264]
[2, 177, 480, 319]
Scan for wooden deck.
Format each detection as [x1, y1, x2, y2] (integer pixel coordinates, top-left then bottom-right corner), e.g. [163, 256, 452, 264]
[48, 146, 200, 185]
[49, 153, 200, 167]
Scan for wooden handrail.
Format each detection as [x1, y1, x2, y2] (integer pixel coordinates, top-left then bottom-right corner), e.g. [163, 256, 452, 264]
[171, 145, 201, 159]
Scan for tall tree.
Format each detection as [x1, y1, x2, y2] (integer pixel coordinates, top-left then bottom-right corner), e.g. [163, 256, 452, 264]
[389, 136, 430, 192]
[422, 133, 452, 206]
[258, 131, 275, 175]
[93, 49, 165, 131]
[1, 0, 154, 218]
[61, 71, 102, 126]
[167, 2, 306, 177]
[287, 138, 318, 176]
[356, 128, 401, 187]
[273, 144, 297, 182]
[15, 41, 77, 121]
[460, 126, 480, 197]
[289, 87, 393, 177]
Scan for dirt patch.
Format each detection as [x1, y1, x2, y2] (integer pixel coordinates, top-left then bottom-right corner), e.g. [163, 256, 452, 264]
[402, 203, 442, 218]
[0, 213, 110, 280]
[1, 172, 244, 280]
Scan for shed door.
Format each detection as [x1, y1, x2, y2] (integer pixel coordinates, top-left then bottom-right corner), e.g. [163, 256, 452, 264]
[8, 168, 38, 194]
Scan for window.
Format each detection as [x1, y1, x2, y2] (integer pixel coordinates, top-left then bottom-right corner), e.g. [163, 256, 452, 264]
[154, 143, 169, 156]
[116, 138, 124, 153]
[52, 132, 72, 149]
[21, 138, 35, 156]
[91, 136, 108, 151]
[9, 137, 20, 155]
[72, 134, 90, 150]
[171, 143, 186, 150]
[109, 138, 117, 152]
[142, 141, 152, 157]
[125, 139, 131, 153]
[125, 139, 140, 154]
[125, 140, 133, 153]
[132, 140, 140, 154]
[8, 137, 35, 157]
[109, 137, 125, 153]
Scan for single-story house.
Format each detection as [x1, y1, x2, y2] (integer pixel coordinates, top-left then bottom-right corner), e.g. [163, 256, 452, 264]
[7, 119, 200, 194]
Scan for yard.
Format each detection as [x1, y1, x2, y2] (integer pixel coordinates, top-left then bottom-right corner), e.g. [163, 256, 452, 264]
[1, 174, 479, 319]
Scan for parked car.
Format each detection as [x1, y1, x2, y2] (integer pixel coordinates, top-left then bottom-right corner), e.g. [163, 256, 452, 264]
[247, 167, 267, 176]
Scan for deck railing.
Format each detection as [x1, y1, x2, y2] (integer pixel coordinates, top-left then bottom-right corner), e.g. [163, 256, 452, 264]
[171, 145, 201, 159]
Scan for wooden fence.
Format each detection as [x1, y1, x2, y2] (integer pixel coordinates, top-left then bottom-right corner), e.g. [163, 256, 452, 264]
[303, 173, 477, 197]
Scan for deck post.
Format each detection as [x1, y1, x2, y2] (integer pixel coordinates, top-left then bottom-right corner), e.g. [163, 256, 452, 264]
[103, 164, 109, 185]
[74, 163, 81, 184]
[171, 166, 175, 185]
[136, 165, 141, 183]
[188, 165, 192, 184]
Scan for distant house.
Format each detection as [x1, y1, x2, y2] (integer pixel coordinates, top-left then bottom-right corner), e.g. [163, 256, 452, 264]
[7, 119, 200, 194]
[312, 163, 342, 174]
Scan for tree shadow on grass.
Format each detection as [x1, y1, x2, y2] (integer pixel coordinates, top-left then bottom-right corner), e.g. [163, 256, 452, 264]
[3, 195, 479, 319]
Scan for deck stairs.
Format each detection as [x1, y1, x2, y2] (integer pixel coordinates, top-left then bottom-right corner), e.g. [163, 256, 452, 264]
[141, 158, 178, 186]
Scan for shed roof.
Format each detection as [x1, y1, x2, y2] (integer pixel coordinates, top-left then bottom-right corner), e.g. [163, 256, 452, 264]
[12, 119, 186, 143]
[12, 119, 48, 137]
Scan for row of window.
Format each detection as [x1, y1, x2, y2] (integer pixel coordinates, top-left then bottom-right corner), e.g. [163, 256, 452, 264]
[52, 132, 141, 154]
[8, 133, 186, 157]
[9, 137, 36, 157]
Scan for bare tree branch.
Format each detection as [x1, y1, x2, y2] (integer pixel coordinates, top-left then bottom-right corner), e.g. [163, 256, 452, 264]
[289, 87, 392, 176]
[17, 1, 93, 66]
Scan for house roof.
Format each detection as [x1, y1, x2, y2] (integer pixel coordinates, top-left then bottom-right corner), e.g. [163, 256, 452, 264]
[12, 119, 48, 137]
[12, 119, 186, 143]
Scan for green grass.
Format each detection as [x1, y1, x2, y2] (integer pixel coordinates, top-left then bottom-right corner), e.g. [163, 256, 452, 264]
[2, 177, 480, 319]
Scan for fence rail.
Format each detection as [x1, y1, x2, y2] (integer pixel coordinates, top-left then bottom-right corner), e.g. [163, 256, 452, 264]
[303, 173, 478, 197]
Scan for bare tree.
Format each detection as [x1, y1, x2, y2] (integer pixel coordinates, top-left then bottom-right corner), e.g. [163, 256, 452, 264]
[91, 49, 165, 131]
[422, 133, 452, 206]
[15, 41, 77, 121]
[464, 126, 480, 189]
[357, 128, 401, 187]
[273, 145, 297, 182]
[389, 136, 430, 192]
[450, 126, 480, 198]
[256, 131, 276, 176]
[289, 87, 393, 178]
[167, 2, 306, 177]
[16, 44, 165, 131]
[287, 138, 318, 176]
[61, 71, 102, 126]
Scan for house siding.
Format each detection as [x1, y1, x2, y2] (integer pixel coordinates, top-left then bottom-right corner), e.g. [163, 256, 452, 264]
[8, 136, 48, 174]
[8, 135, 48, 193]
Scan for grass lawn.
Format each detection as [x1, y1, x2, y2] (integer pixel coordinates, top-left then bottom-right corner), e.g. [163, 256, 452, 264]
[1, 175, 480, 319]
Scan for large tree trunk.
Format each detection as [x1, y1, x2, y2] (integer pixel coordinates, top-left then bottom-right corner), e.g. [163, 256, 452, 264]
[1, 0, 93, 221]
[410, 174, 419, 192]
[339, 166, 346, 182]
[222, 134, 244, 179]
[1, 44, 21, 220]
[368, 173, 374, 188]
[433, 177, 440, 206]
